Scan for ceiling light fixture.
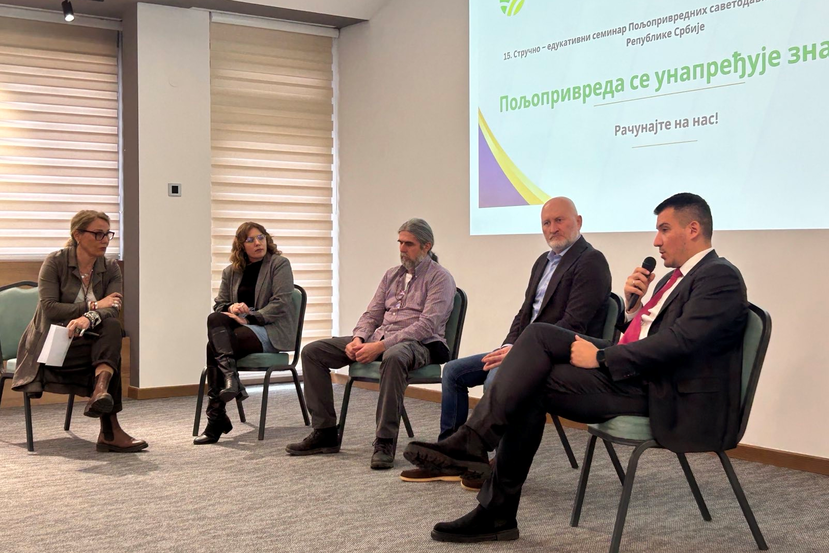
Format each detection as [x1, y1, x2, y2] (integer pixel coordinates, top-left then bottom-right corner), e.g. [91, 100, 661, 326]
[62, 0, 74, 22]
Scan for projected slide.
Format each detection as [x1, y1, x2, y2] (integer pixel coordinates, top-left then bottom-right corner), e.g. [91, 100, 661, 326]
[470, 0, 829, 234]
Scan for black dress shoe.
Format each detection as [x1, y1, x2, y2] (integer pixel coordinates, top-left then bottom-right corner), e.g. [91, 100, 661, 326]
[404, 427, 491, 480]
[431, 505, 518, 543]
[285, 427, 340, 455]
[193, 417, 233, 445]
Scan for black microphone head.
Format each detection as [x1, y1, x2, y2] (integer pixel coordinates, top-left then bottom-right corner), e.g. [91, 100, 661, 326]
[642, 257, 657, 272]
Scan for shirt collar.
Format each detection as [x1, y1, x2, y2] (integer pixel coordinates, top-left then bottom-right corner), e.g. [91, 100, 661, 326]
[678, 247, 714, 276]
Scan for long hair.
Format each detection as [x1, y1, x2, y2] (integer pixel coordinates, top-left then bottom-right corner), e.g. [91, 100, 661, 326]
[66, 210, 110, 247]
[229, 221, 280, 272]
[398, 218, 438, 263]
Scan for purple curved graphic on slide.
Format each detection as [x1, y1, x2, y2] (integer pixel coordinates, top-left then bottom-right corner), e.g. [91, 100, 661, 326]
[478, 127, 528, 208]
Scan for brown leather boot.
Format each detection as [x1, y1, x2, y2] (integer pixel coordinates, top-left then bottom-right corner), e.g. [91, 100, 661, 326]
[84, 370, 114, 418]
[96, 414, 148, 453]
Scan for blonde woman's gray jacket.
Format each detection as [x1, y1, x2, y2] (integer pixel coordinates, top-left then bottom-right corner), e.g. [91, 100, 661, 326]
[13, 247, 122, 392]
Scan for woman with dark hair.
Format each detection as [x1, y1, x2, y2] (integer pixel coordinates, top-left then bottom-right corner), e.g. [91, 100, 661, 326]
[13, 210, 146, 452]
[194, 222, 297, 445]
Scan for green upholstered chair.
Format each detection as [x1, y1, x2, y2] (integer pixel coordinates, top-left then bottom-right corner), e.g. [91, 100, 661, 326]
[549, 292, 624, 470]
[0, 281, 77, 452]
[193, 284, 309, 441]
[570, 303, 772, 553]
[337, 288, 468, 445]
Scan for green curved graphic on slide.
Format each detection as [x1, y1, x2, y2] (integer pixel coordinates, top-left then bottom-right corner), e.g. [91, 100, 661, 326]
[479, 109, 549, 205]
[500, 0, 525, 17]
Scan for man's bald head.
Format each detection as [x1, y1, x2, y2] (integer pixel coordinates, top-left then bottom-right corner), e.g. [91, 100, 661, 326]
[541, 197, 582, 253]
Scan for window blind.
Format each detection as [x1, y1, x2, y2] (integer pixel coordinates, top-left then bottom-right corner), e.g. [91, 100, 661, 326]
[0, 17, 119, 259]
[210, 22, 335, 344]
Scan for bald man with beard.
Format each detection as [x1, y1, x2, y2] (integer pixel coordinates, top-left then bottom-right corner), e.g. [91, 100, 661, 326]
[400, 197, 611, 488]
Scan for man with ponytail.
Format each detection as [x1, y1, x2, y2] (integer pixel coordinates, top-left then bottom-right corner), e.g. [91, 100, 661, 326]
[287, 218, 456, 470]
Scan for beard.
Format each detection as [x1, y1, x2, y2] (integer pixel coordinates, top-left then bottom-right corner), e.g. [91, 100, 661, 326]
[546, 234, 574, 252]
[401, 251, 427, 271]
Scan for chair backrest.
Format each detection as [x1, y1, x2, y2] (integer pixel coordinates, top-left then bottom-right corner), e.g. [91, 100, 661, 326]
[602, 292, 623, 343]
[444, 288, 468, 362]
[0, 281, 38, 362]
[287, 284, 308, 366]
[735, 302, 772, 443]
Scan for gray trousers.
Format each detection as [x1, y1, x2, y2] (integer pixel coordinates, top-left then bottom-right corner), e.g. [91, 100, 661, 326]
[301, 336, 431, 440]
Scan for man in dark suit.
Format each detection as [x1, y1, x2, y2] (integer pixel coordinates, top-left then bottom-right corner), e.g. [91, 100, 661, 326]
[400, 197, 611, 486]
[404, 193, 748, 542]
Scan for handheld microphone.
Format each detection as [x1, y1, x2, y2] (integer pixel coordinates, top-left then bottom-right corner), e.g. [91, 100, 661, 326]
[627, 256, 657, 311]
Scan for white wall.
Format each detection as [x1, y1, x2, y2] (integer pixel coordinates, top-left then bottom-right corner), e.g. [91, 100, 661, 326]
[337, 0, 829, 459]
[134, 3, 213, 387]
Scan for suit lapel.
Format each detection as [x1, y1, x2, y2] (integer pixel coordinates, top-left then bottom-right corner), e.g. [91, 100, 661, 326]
[657, 250, 718, 316]
[537, 236, 588, 315]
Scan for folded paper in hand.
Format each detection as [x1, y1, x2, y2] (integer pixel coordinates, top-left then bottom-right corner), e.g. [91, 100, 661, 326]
[37, 324, 72, 366]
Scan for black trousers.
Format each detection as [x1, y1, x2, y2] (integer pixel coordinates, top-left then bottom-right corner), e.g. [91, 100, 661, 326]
[41, 317, 123, 413]
[467, 323, 649, 518]
[205, 312, 263, 420]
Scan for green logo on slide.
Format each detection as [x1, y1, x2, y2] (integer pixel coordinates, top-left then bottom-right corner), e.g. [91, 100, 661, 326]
[500, 0, 525, 17]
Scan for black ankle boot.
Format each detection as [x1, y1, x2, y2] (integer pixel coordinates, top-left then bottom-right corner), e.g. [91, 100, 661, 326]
[431, 506, 518, 543]
[285, 427, 340, 456]
[404, 427, 491, 480]
[194, 416, 233, 445]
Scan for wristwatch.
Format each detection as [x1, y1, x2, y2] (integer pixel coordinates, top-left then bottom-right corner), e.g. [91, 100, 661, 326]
[596, 349, 608, 369]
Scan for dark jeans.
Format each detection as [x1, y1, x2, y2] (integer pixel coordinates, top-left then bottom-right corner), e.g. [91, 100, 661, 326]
[439, 353, 499, 441]
[41, 317, 123, 413]
[466, 323, 649, 518]
[301, 336, 432, 441]
[205, 312, 263, 421]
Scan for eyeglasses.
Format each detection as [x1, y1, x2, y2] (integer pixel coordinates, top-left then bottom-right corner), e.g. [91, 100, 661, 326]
[80, 230, 115, 242]
[244, 234, 266, 244]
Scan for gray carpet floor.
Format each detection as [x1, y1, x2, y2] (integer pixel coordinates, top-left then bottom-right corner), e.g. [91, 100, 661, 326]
[0, 384, 827, 553]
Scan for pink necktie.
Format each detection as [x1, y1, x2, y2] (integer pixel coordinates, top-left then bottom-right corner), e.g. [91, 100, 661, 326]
[619, 268, 682, 345]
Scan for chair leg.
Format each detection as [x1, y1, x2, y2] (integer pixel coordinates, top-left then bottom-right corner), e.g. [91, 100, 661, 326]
[337, 378, 355, 446]
[23, 393, 34, 452]
[64, 394, 74, 431]
[603, 440, 626, 484]
[716, 451, 768, 550]
[192, 367, 208, 436]
[552, 415, 579, 469]
[570, 434, 597, 527]
[608, 440, 654, 553]
[401, 404, 414, 438]
[288, 367, 310, 426]
[677, 453, 711, 521]
[258, 369, 273, 441]
[236, 397, 246, 423]
[0, 374, 7, 407]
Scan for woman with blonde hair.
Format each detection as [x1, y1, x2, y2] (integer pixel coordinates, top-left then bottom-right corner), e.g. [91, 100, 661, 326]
[13, 210, 146, 452]
[194, 221, 296, 445]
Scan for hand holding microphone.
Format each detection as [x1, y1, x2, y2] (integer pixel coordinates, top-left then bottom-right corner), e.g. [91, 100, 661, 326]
[625, 257, 657, 312]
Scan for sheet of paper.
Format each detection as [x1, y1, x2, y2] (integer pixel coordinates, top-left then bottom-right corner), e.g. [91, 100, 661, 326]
[37, 324, 72, 366]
